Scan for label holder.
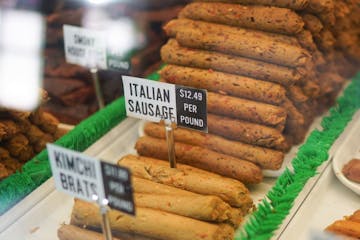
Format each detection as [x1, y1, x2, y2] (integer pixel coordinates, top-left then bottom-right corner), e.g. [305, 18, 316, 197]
[47, 144, 135, 240]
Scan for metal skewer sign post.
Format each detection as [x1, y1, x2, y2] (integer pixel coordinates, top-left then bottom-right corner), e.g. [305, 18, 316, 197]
[63, 25, 130, 109]
[122, 76, 208, 168]
[47, 144, 135, 240]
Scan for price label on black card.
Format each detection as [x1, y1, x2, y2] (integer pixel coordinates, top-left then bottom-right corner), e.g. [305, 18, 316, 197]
[100, 162, 135, 215]
[176, 86, 207, 132]
[107, 49, 131, 72]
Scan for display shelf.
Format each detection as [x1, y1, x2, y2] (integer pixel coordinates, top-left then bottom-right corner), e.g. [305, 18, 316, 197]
[0, 93, 359, 240]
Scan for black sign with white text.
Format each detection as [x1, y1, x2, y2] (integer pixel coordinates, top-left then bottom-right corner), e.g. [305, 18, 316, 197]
[176, 85, 207, 132]
[106, 49, 131, 72]
[100, 162, 135, 215]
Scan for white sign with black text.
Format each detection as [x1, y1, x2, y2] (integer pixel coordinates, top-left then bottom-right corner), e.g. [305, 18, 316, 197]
[122, 76, 207, 132]
[123, 76, 177, 123]
[47, 144, 135, 215]
[63, 25, 130, 71]
[63, 25, 107, 69]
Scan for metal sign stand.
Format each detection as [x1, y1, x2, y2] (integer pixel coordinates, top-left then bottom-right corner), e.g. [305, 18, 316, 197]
[164, 118, 177, 168]
[99, 203, 113, 240]
[90, 68, 105, 109]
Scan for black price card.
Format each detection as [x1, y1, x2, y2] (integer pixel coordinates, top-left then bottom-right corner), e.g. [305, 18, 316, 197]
[176, 85, 207, 132]
[106, 50, 131, 72]
[100, 162, 135, 216]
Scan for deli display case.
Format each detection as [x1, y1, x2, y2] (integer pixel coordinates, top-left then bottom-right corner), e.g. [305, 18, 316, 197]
[0, 0, 359, 239]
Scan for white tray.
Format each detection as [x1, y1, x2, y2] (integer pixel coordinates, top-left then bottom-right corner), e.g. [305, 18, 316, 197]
[277, 161, 360, 240]
[272, 110, 360, 238]
[275, 111, 360, 240]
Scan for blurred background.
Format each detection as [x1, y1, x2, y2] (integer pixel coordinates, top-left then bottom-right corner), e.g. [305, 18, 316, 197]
[0, 0, 190, 124]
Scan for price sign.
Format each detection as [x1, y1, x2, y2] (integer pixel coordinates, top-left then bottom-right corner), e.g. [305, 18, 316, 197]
[122, 76, 207, 132]
[63, 25, 130, 71]
[47, 144, 135, 215]
[47, 144, 105, 202]
[176, 85, 207, 132]
[63, 25, 107, 70]
[122, 76, 176, 123]
[100, 162, 135, 215]
[106, 49, 131, 72]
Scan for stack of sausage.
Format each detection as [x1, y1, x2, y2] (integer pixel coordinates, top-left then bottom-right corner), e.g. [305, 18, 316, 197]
[300, 0, 360, 105]
[0, 107, 63, 180]
[43, 1, 187, 124]
[135, 0, 360, 179]
[57, 1, 360, 239]
[59, 155, 252, 240]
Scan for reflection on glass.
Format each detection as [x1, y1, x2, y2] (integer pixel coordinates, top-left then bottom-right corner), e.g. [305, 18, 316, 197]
[0, 9, 44, 111]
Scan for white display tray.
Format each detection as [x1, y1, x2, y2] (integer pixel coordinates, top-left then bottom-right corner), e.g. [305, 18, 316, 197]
[0, 110, 359, 240]
[277, 161, 360, 240]
[272, 110, 360, 238]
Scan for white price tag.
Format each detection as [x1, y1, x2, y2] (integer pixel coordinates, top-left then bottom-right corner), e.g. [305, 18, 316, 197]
[63, 25, 107, 69]
[123, 76, 177, 123]
[47, 144, 105, 203]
